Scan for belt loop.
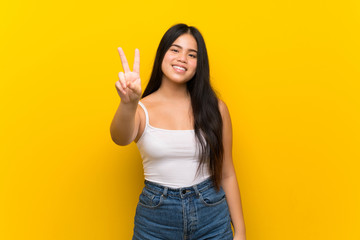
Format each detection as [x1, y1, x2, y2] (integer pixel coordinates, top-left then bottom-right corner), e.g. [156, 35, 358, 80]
[193, 184, 200, 198]
[162, 187, 168, 197]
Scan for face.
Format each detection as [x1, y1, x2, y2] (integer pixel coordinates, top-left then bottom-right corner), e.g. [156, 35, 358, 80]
[161, 33, 198, 85]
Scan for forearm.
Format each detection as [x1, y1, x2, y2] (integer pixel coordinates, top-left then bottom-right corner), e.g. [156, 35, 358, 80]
[222, 174, 246, 238]
[110, 100, 138, 145]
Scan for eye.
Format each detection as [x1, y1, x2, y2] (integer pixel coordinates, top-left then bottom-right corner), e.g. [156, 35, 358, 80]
[189, 54, 197, 58]
[170, 48, 179, 53]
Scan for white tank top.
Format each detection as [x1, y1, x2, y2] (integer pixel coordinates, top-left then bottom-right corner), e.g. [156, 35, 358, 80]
[136, 101, 211, 188]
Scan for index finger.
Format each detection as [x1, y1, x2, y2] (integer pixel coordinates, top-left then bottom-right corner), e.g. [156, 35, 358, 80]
[133, 48, 140, 74]
[117, 47, 130, 73]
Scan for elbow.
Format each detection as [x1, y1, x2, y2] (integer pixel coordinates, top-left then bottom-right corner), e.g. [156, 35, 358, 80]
[111, 136, 126, 146]
[110, 129, 132, 146]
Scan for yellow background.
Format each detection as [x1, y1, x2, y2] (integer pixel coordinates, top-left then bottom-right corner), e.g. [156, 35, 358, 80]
[1, 0, 359, 239]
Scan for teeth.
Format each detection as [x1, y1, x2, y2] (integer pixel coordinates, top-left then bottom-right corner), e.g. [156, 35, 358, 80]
[173, 66, 186, 71]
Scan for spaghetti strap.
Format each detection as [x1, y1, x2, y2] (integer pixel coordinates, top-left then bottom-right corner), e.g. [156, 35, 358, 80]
[138, 101, 149, 126]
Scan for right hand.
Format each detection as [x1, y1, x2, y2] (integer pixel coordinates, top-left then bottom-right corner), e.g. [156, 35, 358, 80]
[115, 47, 141, 104]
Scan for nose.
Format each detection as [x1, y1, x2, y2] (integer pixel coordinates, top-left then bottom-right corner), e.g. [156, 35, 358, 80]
[177, 52, 187, 63]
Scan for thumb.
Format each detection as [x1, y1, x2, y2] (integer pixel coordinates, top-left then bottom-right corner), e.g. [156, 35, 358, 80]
[128, 80, 141, 95]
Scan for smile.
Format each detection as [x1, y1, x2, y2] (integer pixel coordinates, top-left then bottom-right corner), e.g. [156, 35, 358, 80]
[172, 65, 186, 72]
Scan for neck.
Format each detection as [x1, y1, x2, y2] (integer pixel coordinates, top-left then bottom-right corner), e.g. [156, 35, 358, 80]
[156, 78, 190, 101]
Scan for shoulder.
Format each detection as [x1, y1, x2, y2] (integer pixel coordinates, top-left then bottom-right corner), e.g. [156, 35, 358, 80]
[217, 99, 233, 142]
[136, 93, 160, 122]
[137, 94, 156, 111]
[136, 94, 154, 120]
[134, 94, 156, 142]
[139, 93, 160, 108]
[218, 99, 230, 119]
[217, 99, 232, 131]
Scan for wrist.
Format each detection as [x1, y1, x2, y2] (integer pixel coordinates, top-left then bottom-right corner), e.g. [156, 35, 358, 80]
[120, 99, 139, 108]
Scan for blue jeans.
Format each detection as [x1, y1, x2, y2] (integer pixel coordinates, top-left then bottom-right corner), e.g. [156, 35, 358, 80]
[132, 178, 233, 240]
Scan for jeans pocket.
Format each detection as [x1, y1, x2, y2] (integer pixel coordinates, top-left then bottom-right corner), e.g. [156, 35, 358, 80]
[138, 187, 164, 209]
[199, 186, 227, 207]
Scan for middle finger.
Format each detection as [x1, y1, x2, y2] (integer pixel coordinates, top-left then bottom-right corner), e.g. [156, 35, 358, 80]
[118, 47, 130, 73]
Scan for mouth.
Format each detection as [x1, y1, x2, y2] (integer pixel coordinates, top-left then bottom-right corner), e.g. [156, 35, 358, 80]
[172, 65, 187, 72]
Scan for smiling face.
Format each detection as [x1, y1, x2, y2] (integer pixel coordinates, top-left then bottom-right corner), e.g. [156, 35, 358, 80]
[161, 33, 198, 85]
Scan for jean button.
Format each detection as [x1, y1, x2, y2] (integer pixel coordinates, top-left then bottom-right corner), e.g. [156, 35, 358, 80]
[182, 189, 187, 194]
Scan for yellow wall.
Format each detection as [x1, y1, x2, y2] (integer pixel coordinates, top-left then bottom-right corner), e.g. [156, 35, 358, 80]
[1, 0, 359, 239]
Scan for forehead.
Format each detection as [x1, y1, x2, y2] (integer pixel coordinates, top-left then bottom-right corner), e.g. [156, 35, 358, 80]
[172, 34, 198, 50]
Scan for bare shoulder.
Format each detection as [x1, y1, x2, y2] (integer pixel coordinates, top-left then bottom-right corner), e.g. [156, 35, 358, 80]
[136, 95, 154, 123]
[218, 99, 231, 119]
[218, 99, 233, 149]
[138, 93, 159, 107]
[138, 95, 151, 105]
[134, 93, 157, 142]
[136, 94, 155, 123]
[218, 98, 233, 134]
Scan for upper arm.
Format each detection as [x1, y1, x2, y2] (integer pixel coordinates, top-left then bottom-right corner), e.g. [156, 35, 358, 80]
[218, 99, 235, 179]
[134, 104, 146, 143]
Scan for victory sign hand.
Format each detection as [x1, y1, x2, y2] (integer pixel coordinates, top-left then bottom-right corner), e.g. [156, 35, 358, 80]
[115, 47, 141, 104]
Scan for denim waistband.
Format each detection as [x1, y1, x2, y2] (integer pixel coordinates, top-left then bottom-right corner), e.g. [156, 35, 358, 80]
[144, 178, 214, 198]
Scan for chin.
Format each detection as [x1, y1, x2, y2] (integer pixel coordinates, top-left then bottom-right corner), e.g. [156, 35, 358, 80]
[172, 77, 193, 84]
[163, 74, 192, 85]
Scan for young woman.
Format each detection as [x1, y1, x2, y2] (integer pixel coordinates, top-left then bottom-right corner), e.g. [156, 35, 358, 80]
[110, 23, 246, 240]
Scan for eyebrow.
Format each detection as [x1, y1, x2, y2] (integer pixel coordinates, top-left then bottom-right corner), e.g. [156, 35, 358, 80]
[171, 44, 198, 53]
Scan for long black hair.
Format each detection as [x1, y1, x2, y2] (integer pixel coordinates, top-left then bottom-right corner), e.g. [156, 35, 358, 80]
[142, 23, 224, 190]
